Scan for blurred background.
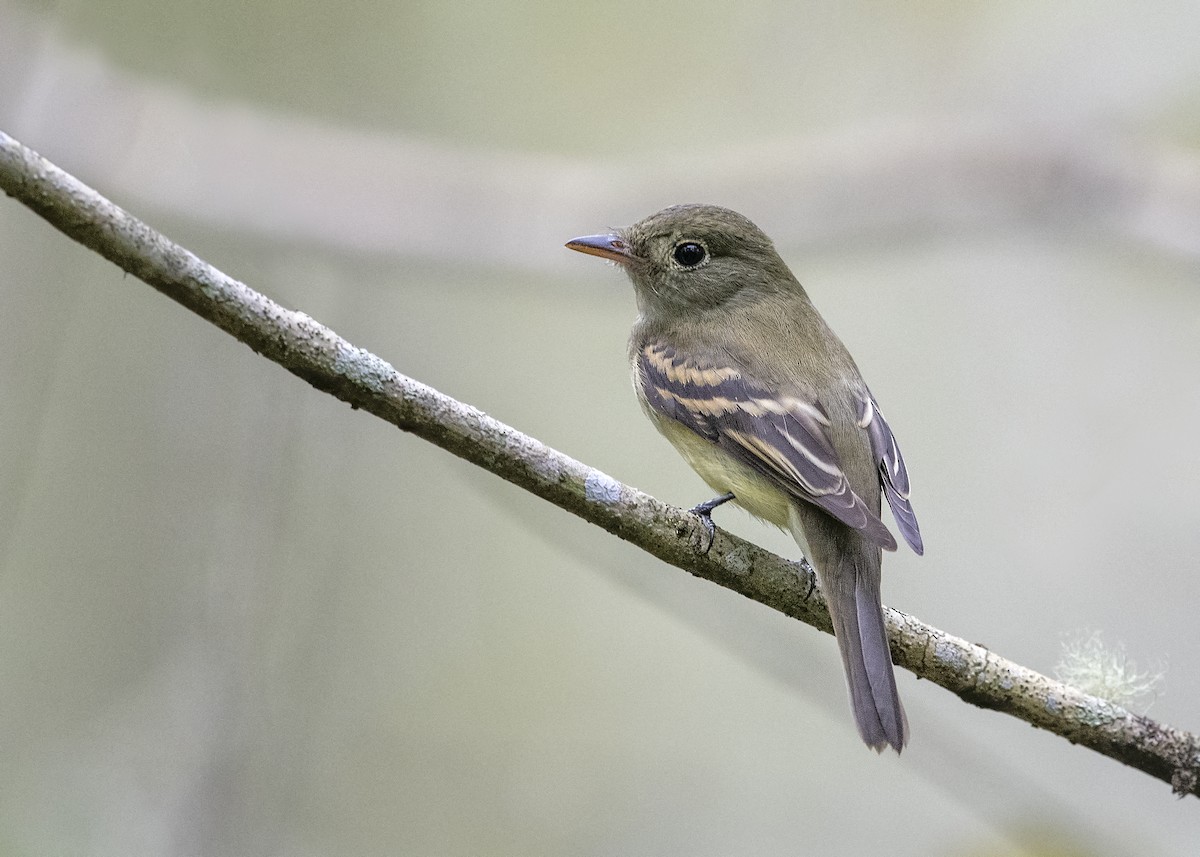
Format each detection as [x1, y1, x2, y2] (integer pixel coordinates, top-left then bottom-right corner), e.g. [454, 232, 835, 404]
[2, 1, 1199, 854]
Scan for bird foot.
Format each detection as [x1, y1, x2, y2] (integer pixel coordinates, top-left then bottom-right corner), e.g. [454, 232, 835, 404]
[688, 492, 735, 554]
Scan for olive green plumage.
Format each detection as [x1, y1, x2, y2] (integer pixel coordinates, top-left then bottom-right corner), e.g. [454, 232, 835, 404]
[568, 204, 923, 752]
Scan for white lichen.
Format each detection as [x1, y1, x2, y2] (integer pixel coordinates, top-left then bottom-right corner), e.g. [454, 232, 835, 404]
[1054, 630, 1165, 714]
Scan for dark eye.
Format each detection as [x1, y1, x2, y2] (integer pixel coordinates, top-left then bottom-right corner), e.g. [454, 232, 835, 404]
[673, 241, 707, 267]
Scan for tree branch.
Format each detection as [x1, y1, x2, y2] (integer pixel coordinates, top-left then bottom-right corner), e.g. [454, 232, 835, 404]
[2, 129, 1197, 797]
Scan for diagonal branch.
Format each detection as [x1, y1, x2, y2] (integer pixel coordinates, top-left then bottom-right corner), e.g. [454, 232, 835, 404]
[2, 129, 1197, 797]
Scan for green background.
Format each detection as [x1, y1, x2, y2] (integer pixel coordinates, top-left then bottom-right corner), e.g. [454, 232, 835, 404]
[2, 1, 1199, 854]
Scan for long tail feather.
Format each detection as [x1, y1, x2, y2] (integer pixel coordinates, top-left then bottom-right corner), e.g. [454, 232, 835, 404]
[817, 548, 908, 752]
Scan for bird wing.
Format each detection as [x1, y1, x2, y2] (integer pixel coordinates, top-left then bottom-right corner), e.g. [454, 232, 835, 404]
[637, 341, 899, 551]
[859, 393, 924, 555]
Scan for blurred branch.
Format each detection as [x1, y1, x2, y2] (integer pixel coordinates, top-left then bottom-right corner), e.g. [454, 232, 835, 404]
[2, 129, 1198, 798]
[4, 11, 1200, 270]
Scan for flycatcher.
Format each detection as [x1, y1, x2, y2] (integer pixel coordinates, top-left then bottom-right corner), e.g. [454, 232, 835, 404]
[566, 204, 923, 752]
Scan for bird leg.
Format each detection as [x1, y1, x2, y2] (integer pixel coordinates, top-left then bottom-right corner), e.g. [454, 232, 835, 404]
[688, 492, 735, 554]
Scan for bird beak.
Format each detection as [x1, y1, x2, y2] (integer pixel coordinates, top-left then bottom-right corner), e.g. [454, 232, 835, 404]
[565, 233, 634, 266]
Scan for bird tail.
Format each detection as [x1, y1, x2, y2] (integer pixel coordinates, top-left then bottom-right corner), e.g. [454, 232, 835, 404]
[819, 548, 909, 753]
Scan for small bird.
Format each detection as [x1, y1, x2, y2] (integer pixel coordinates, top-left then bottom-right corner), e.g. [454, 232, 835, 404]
[566, 204, 923, 752]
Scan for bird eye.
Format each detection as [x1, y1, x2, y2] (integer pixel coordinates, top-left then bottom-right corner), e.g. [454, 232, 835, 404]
[672, 241, 707, 268]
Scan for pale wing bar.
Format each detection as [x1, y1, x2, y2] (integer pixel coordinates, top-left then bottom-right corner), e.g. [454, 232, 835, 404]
[639, 342, 898, 550]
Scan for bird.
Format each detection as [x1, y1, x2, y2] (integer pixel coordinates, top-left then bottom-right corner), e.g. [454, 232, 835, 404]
[566, 204, 923, 752]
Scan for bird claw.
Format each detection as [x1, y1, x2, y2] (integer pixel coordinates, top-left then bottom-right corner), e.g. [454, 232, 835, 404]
[798, 558, 817, 600]
[688, 492, 735, 555]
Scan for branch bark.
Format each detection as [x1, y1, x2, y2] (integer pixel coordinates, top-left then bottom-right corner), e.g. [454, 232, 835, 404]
[2, 128, 1197, 797]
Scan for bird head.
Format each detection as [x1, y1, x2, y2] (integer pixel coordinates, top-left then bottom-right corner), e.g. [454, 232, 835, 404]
[566, 204, 797, 320]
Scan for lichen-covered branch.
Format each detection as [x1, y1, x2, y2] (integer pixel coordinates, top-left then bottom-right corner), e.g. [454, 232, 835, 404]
[2, 128, 1196, 797]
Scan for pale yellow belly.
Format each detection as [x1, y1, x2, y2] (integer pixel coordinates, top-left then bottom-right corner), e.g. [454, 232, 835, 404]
[652, 416, 793, 531]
